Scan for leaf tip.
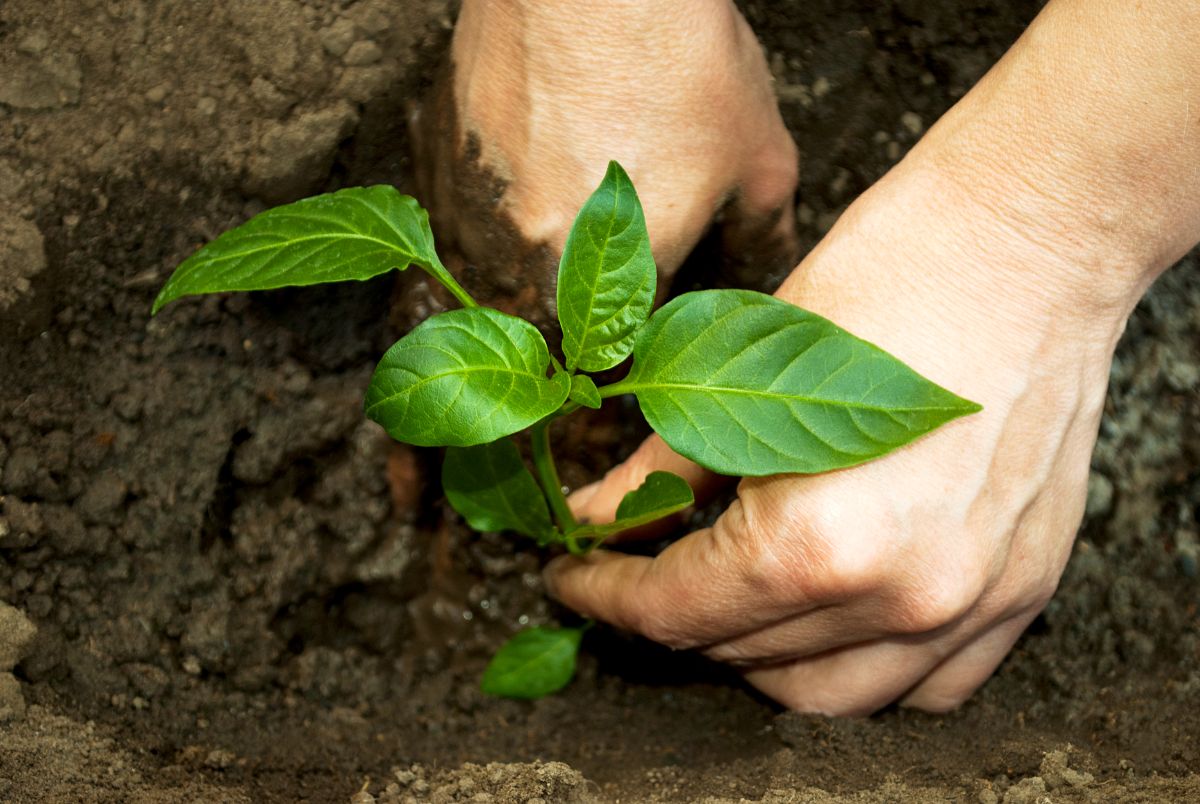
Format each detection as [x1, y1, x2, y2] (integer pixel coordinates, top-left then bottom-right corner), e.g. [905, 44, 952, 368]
[605, 159, 631, 185]
[150, 285, 174, 316]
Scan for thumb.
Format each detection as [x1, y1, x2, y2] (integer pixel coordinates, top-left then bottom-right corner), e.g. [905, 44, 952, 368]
[569, 434, 724, 540]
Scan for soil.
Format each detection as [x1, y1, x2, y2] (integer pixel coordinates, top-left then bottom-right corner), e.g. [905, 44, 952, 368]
[1, 1, 1198, 802]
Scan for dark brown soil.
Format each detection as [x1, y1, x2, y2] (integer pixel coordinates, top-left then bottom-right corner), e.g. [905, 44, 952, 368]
[1, 1, 1198, 802]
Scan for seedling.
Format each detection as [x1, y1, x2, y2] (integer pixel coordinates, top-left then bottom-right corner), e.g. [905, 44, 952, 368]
[153, 162, 980, 699]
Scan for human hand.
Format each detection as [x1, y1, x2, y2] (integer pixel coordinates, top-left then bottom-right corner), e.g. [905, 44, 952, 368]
[540, 0, 1200, 714]
[409, 0, 799, 319]
[545, 148, 1135, 714]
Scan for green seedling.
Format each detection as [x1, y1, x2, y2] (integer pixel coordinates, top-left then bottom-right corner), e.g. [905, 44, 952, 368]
[154, 162, 980, 699]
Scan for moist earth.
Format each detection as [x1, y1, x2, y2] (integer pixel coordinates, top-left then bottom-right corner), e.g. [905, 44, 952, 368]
[1, 1, 1198, 802]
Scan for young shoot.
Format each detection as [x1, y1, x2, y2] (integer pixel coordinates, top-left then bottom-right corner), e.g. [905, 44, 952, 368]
[153, 162, 980, 699]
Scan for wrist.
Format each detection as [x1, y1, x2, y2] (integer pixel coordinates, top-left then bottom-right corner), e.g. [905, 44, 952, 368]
[456, 0, 740, 65]
[904, 0, 1200, 317]
[776, 154, 1129, 411]
[912, 135, 1149, 325]
[915, 126, 1166, 327]
[452, 0, 745, 153]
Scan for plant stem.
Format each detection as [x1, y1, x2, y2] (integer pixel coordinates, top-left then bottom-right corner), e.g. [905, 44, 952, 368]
[422, 256, 479, 309]
[440, 273, 479, 309]
[595, 378, 635, 399]
[530, 419, 577, 532]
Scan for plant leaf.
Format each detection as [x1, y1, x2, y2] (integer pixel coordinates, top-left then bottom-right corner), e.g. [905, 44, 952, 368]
[570, 471, 693, 544]
[443, 440, 556, 540]
[153, 185, 468, 313]
[481, 626, 584, 699]
[557, 161, 656, 373]
[365, 307, 571, 447]
[568, 375, 602, 410]
[614, 471, 694, 521]
[615, 290, 982, 476]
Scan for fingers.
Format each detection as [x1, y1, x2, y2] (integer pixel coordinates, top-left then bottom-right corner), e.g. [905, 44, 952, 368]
[744, 637, 949, 717]
[568, 434, 723, 540]
[544, 515, 816, 647]
[702, 604, 891, 666]
[743, 605, 1041, 716]
[899, 609, 1039, 712]
[700, 544, 984, 666]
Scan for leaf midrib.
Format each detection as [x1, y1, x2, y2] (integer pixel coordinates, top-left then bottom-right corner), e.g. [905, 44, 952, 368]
[365, 364, 547, 415]
[184, 231, 415, 269]
[565, 184, 621, 369]
[621, 381, 970, 414]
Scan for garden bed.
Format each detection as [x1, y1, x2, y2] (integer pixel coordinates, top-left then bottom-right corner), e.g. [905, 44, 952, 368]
[1, 1, 1197, 801]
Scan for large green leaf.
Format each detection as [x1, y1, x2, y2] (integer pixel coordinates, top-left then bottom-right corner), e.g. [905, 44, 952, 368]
[365, 307, 571, 447]
[481, 626, 584, 699]
[610, 290, 981, 476]
[556, 161, 656, 373]
[570, 471, 693, 546]
[443, 440, 556, 541]
[153, 185, 472, 313]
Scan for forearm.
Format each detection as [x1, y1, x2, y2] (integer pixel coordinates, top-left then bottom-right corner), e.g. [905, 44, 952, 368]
[918, 0, 1200, 308]
[453, 0, 747, 123]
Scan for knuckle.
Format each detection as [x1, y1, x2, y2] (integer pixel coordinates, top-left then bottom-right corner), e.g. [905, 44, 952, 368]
[719, 497, 807, 605]
[816, 536, 891, 600]
[892, 568, 985, 634]
[778, 491, 895, 600]
[1013, 575, 1059, 615]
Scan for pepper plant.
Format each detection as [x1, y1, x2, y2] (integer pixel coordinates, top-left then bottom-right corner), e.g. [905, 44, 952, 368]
[153, 162, 980, 699]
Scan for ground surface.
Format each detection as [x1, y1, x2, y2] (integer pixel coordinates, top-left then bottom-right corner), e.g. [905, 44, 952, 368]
[1, 1, 1198, 802]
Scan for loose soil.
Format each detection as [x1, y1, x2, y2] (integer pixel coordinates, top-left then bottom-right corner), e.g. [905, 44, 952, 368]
[2, 1, 1198, 802]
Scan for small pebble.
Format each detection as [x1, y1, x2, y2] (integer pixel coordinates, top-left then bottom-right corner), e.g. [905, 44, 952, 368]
[900, 111, 924, 135]
[343, 41, 383, 67]
[145, 83, 169, 104]
[1085, 472, 1114, 518]
[319, 18, 357, 57]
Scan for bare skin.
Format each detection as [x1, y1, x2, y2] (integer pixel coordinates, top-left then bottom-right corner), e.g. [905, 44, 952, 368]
[441, 0, 1200, 714]
[424, 0, 800, 298]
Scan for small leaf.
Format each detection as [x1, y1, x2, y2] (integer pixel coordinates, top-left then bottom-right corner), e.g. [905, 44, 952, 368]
[153, 186, 470, 313]
[557, 161, 656, 373]
[615, 290, 982, 476]
[614, 471, 694, 521]
[443, 440, 556, 540]
[481, 626, 584, 699]
[569, 375, 602, 409]
[365, 307, 571, 447]
[570, 471, 693, 544]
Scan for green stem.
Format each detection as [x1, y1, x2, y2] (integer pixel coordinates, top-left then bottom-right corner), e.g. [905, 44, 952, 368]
[531, 419, 577, 532]
[596, 378, 635, 399]
[564, 529, 585, 556]
[445, 282, 478, 309]
[420, 257, 479, 309]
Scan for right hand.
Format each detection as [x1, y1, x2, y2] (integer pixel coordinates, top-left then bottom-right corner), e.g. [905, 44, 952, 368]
[410, 0, 800, 319]
[549, 142, 1135, 714]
